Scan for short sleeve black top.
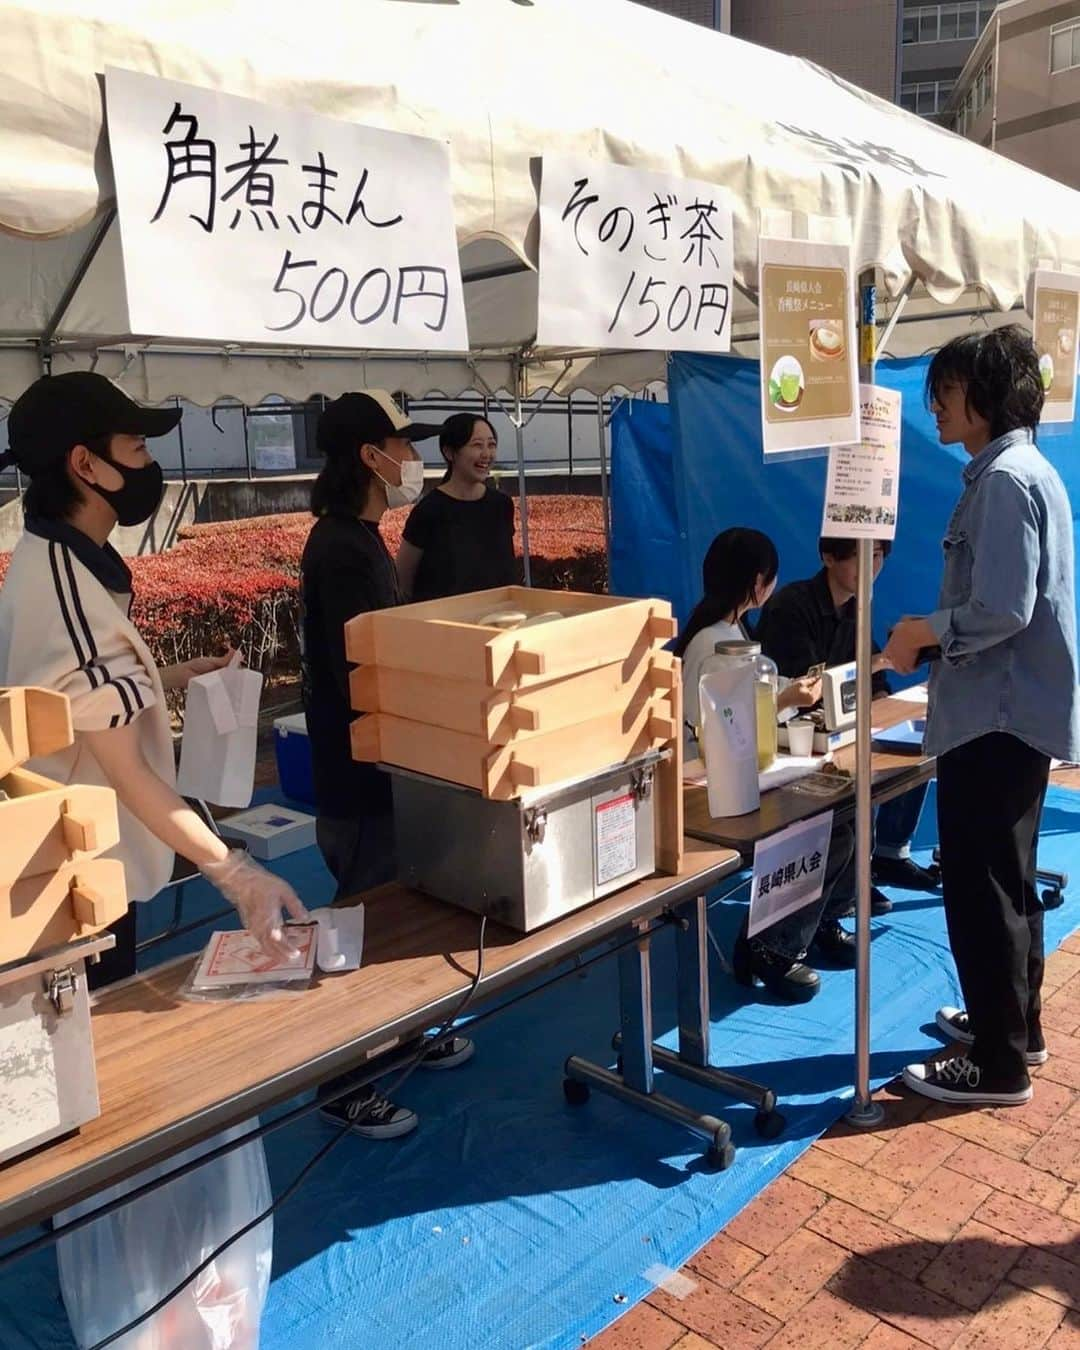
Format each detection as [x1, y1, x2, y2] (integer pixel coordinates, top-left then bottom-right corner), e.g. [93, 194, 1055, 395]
[403, 485, 517, 602]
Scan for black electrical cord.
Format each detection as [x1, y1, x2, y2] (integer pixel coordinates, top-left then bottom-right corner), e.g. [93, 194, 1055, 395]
[86, 915, 488, 1350]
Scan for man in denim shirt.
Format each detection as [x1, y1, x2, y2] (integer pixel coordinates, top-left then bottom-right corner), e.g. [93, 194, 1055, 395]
[886, 326, 1080, 1108]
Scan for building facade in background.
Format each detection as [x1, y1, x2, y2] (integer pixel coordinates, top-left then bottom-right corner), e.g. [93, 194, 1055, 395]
[634, 0, 899, 99]
[945, 0, 1080, 188]
[900, 1, 1001, 118]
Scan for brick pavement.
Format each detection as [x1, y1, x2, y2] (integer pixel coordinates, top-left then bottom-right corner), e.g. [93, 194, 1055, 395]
[591, 936, 1080, 1350]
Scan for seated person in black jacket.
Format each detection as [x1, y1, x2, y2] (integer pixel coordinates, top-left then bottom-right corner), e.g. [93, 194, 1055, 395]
[755, 537, 938, 911]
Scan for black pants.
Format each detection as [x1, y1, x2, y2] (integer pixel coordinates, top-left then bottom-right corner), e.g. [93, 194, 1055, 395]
[315, 812, 396, 904]
[86, 907, 137, 992]
[937, 732, 1049, 1082]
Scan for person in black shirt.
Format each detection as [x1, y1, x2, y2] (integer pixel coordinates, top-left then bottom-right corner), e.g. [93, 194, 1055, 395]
[755, 537, 937, 905]
[396, 414, 516, 602]
[300, 390, 474, 1140]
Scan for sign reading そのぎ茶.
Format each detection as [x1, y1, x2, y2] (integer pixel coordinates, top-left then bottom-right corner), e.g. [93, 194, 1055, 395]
[758, 236, 860, 457]
[105, 68, 468, 350]
[538, 156, 734, 353]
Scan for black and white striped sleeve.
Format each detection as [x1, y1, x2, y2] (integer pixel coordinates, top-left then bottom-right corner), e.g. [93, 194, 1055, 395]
[44, 541, 158, 732]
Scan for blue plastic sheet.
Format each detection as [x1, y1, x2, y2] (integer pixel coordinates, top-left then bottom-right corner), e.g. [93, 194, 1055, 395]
[4, 786, 1080, 1350]
[612, 353, 1080, 648]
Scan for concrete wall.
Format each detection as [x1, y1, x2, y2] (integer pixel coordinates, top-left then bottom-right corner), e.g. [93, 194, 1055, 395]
[733, 0, 899, 99]
[996, 0, 1080, 186]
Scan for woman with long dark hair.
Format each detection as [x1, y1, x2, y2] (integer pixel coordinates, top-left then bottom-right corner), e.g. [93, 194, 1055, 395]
[396, 413, 516, 601]
[675, 527, 820, 753]
[677, 527, 853, 1003]
[887, 325, 1080, 1107]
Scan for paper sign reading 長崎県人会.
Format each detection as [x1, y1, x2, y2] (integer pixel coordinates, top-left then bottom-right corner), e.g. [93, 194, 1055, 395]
[537, 156, 734, 353]
[1033, 271, 1079, 425]
[748, 811, 835, 938]
[758, 236, 860, 457]
[821, 385, 902, 541]
[104, 67, 468, 351]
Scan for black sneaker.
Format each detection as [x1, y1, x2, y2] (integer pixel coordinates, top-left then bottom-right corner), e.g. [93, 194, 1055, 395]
[838, 888, 893, 918]
[320, 1085, 419, 1139]
[809, 920, 857, 968]
[421, 1035, 475, 1070]
[936, 1006, 1048, 1067]
[872, 857, 941, 893]
[903, 1054, 1032, 1106]
[733, 927, 820, 1003]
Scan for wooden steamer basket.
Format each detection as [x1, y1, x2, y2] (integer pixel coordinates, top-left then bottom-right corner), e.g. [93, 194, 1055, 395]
[345, 587, 684, 875]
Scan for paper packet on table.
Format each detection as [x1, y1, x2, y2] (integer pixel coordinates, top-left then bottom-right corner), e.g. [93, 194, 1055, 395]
[179, 924, 318, 1002]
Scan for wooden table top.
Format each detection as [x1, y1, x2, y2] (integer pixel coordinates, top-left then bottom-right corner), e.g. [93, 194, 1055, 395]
[0, 837, 740, 1237]
[685, 694, 935, 852]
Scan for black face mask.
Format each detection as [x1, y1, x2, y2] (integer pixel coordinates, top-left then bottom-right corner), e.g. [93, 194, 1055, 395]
[85, 457, 164, 527]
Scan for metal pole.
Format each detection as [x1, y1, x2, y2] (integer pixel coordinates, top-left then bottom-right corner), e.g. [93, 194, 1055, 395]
[242, 406, 253, 481]
[597, 395, 612, 563]
[514, 381, 532, 587]
[846, 270, 885, 1130]
[175, 397, 188, 484]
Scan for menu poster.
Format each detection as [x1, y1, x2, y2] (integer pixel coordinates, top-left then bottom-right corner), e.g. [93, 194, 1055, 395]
[1033, 271, 1079, 425]
[821, 385, 902, 541]
[759, 236, 860, 457]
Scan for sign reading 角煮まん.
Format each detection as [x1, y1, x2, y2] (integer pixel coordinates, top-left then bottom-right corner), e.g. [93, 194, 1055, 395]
[537, 157, 734, 353]
[758, 235, 860, 457]
[748, 810, 835, 938]
[1032, 270, 1079, 425]
[104, 68, 468, 351]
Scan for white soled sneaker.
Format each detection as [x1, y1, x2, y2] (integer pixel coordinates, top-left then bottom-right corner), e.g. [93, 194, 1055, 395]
[935, 1006, 1048, 1066]
[903, 1053, 1033, 1107]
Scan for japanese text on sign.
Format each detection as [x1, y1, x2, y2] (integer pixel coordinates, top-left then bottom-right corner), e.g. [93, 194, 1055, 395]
[758, 235, 860, 458]
[105, 68, 468, 350]
[822, 384, 902, 540]
[748, 810, 834, 938]
[538, 157, 734, 353]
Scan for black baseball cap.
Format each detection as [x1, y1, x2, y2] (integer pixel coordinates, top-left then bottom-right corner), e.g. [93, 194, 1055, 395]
[316, 390, 440, 457]
[1, 372, 182, 476]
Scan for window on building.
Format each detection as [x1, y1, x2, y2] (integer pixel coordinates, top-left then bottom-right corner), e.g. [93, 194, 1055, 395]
[1051, 19, 1080, 74]
[951, 55, 993, 135]
[904, 2, 996, 45]
[901, 79, 955, 115]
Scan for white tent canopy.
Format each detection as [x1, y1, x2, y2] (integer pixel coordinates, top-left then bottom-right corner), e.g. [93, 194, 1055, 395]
[1, 0, 1079, 405]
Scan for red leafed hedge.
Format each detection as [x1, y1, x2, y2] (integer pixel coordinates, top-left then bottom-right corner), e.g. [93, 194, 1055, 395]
[0, 495, 607, 677]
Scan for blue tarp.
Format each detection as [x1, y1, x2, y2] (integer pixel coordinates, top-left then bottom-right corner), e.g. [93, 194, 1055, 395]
[612, 353, 1080, 646]
[3, 787, 1080, 1349]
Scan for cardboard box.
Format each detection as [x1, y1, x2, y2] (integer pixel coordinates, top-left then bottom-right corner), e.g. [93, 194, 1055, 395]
[218, 803, 318, 859]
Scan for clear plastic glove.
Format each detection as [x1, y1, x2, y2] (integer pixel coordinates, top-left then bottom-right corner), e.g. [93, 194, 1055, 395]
[201, 849, 310, 960]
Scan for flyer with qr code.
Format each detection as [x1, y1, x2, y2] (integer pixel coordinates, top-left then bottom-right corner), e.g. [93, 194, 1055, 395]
[821, 384, 901, 541]
[191, 927, 317, 989]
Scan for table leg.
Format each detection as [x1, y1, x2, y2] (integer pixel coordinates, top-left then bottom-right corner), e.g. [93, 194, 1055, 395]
[564, 922, 734, 1167]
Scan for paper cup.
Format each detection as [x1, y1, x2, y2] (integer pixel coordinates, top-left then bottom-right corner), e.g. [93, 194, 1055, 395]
[786, 719, 815, 757]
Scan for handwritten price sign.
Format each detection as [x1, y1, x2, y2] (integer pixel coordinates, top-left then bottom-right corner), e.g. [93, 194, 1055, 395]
[537, 157, 734, 353]
[105, 68, 468, 351]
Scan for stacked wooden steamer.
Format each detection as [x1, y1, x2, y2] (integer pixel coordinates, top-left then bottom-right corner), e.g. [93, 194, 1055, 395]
[0, 687, 128, 1163]
[345, 586, 685, 875]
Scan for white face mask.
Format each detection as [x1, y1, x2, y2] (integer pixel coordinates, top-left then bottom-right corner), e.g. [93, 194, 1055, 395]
[374, 449, 424, 508]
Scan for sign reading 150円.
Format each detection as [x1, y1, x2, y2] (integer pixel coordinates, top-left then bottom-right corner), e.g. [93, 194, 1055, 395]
[537, 157, 735, 353]
[105, 67, 468, 351]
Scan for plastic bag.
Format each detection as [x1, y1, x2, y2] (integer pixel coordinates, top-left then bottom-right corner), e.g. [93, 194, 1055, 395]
[56, 1124, 273, 1350]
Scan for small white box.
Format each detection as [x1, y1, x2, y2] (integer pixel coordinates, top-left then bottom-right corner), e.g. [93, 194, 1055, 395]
[218, 803, 317, 859]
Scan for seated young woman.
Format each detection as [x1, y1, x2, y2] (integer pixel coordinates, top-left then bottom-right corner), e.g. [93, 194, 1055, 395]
[673, 527, 856, 1003]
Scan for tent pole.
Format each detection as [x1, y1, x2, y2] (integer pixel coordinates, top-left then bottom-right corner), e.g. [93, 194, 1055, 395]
[846, 270, 886, 1130]
[39, 207, 117, 363]
[596, 394, 612, 563]
[513, 357, 532, 587]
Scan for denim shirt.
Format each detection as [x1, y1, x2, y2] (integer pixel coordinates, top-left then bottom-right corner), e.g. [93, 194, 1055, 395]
[925, 427, 1080, 762]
